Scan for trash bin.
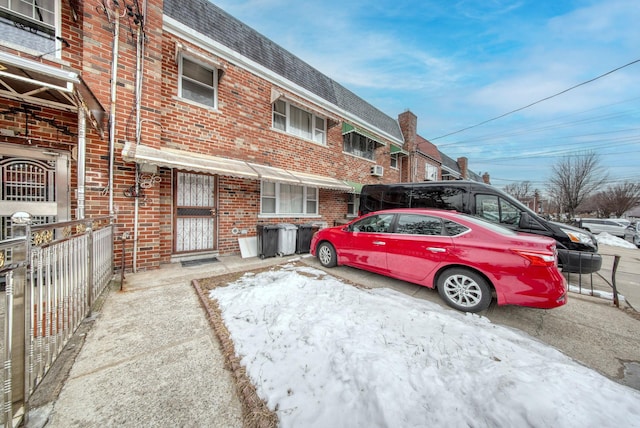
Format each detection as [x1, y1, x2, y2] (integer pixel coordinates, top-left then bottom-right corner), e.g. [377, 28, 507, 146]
[277, 223, 298, 256]
[296, 224, 317, 254]
[257, 224, 279, 259]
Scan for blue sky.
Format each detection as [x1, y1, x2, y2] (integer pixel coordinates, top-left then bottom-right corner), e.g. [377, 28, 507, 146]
[212, 0, 639, 189]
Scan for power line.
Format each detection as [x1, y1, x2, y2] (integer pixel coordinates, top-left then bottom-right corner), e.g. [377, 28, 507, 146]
[430, 58, 640, 141]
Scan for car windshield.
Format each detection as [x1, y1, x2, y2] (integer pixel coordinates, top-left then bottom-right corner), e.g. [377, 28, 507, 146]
[460, 214, 518, 236]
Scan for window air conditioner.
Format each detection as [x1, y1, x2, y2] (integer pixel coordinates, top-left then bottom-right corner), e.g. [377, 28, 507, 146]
[370, 165, 384, 176]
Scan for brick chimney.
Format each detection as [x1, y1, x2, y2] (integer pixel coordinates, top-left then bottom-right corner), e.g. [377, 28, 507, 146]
[457, 157, 468, 179]
[398, 110, 417, 153]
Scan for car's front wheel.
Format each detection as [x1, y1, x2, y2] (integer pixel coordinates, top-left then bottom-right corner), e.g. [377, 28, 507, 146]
[437, 268, 492, 313]
[317, 242, 337, 268]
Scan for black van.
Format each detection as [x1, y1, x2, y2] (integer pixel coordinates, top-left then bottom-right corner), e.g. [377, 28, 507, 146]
[359, 181, 602, 274]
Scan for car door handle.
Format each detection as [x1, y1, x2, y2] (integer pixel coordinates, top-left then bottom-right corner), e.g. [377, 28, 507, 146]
[372, 241, 386, 246]
[426, 247, 446, 253]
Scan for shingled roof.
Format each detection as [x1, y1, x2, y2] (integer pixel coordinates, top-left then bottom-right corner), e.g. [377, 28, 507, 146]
[164, 0, 404, 143]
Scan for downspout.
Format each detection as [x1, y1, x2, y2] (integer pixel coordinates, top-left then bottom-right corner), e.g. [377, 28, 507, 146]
[77, 108, 86, 219]
[132, 0, 146, 272]
[108, 7, 121, 217]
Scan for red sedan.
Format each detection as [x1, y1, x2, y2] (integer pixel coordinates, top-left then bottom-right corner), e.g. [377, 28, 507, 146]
[310, 209, 567, 313]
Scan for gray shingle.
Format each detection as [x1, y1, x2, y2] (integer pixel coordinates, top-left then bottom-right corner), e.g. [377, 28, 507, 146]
[164, 0, 403, 142]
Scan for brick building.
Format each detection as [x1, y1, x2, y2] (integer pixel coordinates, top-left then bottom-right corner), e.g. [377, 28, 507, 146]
[0, 0, 487, 271]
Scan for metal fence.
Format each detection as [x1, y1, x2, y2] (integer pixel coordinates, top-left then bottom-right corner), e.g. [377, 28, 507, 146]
[0, 214, 114, 428]
[564, 251, 622, 307]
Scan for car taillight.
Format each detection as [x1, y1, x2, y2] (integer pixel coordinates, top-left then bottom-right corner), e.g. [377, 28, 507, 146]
[512, 250, 556, 267]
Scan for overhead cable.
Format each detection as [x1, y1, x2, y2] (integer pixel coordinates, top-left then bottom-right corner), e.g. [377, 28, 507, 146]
[430, 58, 640, 141]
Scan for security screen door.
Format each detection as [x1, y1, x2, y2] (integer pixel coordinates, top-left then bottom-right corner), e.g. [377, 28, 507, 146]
[0, 145, 69, 245]
[174, 171, 217, 253]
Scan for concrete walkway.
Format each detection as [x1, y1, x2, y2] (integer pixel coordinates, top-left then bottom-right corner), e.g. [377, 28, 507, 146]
[26, 254, 295, 428]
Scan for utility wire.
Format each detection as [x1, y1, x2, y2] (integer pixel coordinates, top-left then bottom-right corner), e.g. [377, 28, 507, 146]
[430, 58, 640, 141]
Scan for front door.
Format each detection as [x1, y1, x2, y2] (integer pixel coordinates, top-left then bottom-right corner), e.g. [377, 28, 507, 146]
[174, 171, 217, 253]
[0, 144, 69, 242]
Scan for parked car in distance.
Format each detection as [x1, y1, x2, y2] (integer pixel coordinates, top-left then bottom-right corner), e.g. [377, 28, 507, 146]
[578, 218, 627, 238]
[623, 222, 640, 248]
[310, 208, 567, 313]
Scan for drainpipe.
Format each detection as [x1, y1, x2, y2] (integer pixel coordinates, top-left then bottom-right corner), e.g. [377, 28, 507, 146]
[108, 7, 121, 218]
[132, 1, 146, 272]
[77, 108, 86, 219]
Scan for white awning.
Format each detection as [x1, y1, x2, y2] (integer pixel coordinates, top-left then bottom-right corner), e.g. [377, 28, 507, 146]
[122, 142, 354, 192]
[293, 171, 353, 192]
[122, 142, 259, 179]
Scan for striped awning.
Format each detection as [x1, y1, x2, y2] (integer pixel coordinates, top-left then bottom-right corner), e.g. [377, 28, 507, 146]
[122, 142, 353, 192]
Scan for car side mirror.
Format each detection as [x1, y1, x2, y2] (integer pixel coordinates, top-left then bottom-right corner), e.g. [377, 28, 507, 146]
[518, 211, 532, 229]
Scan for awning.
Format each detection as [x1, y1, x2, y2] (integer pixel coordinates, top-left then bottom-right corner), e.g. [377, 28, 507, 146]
[343, 180, 363, 193]
[0, 51, 106, 136]
[342, 122, 386, 146]
[294, 171, 354, 192]
[249, 163, 301, 185]
[122, 142, 259, 179]
[390, 144, 408, 155]
[122, 142, 353, 192]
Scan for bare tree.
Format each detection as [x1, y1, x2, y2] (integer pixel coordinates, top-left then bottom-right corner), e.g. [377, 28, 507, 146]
[503, 181, 532, 201]
[593, 182, 640, 217]
[547, 152, 607, 219]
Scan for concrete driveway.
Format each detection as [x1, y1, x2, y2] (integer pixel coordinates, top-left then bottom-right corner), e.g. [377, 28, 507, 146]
[299, 244, 640, 390]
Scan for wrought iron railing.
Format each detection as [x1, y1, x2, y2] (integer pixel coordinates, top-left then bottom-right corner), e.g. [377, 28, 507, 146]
[0, 214, 114, 427]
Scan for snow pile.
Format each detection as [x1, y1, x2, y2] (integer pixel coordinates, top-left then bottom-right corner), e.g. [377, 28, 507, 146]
[595, 232, 636, 249]
[210, 264, 640, 428]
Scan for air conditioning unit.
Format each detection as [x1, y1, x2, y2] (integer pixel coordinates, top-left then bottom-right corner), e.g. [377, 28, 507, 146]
[370, 165, 384, 176]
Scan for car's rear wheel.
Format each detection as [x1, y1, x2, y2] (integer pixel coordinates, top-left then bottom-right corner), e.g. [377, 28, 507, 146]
[437, 268, 492, 313]
[317, 242, 337, 268]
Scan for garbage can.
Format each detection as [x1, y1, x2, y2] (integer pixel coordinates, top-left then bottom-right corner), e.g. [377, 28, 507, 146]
[257, 224, 279, 259]
[296, 224, 316, 254]
[277, 223, 298, 256]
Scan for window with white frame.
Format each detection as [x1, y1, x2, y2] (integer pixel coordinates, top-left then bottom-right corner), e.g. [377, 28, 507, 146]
[0, 0, 57, 53]
[390, 153, 398, 169]
[343, 133, 376, 160]
[425, 163, 438, 181]
[272, 99, 326, 145]
[347, 193, 360, 217]
[179, 56, 217, 108]
[261, 181, 318, 215]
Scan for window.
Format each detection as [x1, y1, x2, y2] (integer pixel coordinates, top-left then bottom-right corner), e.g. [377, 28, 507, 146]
[272, 99, 326, 144]
[390, 154, 398, 169]
[425, 163, 438, 181]
[1, 0, 55, 31]
[396, 214, 443, 236]
[476, 194, 521, 227]
[0, 0, 57, 54]
[343, 133, 376, 160]
[261, 182, 318, 215]
[179, 56, 217, 108]
[350, 214, 394, 233]
[347, 193, 359, 217]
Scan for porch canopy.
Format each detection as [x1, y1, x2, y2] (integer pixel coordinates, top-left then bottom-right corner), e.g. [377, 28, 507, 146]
[0, 51, 106, 136]
[122, 142, 354, 192]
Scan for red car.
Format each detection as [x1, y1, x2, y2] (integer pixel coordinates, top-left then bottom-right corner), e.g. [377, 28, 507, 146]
[310, 209, 567, 313]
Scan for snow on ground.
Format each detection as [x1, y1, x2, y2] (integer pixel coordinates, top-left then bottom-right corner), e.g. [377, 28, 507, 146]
[595, 232, 637, 249]
[209, 263, 640, 428]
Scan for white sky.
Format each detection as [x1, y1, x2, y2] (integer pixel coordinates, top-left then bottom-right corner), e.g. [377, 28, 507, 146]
[209, 257, 640, 427]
